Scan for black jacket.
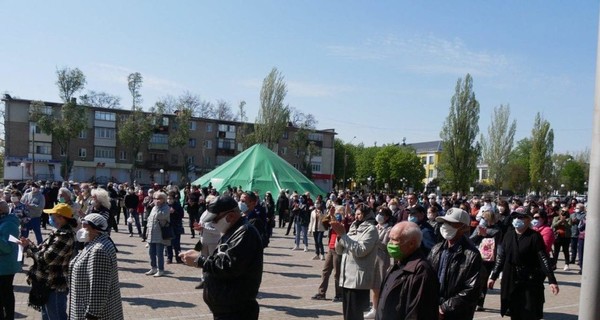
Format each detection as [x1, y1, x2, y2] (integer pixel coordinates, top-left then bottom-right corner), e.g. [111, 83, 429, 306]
[427, 236, 482, 320]
[201, 219, 263, 315]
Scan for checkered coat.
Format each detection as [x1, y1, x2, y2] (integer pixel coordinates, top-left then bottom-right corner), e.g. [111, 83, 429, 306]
[69, 233, 123, 320]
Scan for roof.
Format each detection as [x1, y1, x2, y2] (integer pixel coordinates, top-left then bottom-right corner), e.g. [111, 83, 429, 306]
[407, 140, 443, 153]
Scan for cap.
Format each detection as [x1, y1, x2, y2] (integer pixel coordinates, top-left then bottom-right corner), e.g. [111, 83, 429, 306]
[0, 201, 9, 214]
[435, 207, 470, 226]
[43, 203, 73, 219]
[82, 213, 109, 232]
[201, 195, 238, 223]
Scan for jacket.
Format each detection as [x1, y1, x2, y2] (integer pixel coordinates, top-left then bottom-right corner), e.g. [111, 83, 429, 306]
[21, 191, 45, 218]
[336, 217, 379, 290]
[551, 215, 571, 238]
[0, 213, 21, 276]
[146, 203, 171, 245]
[308, 208, 327, 233]
[201, 219, 263, 315]
[427, 236, 482, 320]
[69, 233, 123, 320]
[375, 250, 439, 320]
[533, 224, 554, 254]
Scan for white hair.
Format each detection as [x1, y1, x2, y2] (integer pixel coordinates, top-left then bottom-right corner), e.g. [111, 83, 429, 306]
[91, 188, 111, 209]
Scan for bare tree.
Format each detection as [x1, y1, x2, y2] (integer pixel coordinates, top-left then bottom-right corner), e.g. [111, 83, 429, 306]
[214, 99, 235, 121]
[127, 72, 143, 109]
[79, 90, 121, 109]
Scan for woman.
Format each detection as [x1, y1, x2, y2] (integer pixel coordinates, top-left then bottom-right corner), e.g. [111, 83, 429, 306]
[0, 200, 20, 320]
[141, 189, 155, 242]
[69, 213, 123, 319]
[551, 208, 571, 270]
[364, 207, 392, 319]
[470, 208, 502, 311]
[21, 203, 76, 320]
[90, 188, 112, 222]
[145, 191, 170, 277]
[292, 196, 310, 251]
[488, 211, 559, 319]
[276, 190, 289, 229]
[166, 192, 184, 264]
[308, 200, 327, 260]
[263, 192, 275, 238]
[532, 211, 554, 256]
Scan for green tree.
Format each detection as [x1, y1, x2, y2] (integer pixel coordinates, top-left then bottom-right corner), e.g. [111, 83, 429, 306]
[374, 145, 397, 189]
[354, 145, 377, 188]
[480, 104, 517, 191]
[560, 160, 586, 193]
[391, 146, 425, 192]
[169, 103, 193, 183]
[506, 138, 531, 194]
[56, 67, 86, 102]
[529, 113, 554, 191]
[253, 67, 290, 149]
[439, 74, 481, 193]
[127, 72, 143, 109]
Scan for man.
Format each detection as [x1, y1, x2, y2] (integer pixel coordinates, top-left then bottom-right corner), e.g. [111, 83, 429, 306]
[428, 208, 482, 320]
[375, 222, 438, 320]
[20, 182, 45, 244]
[407, 206, 438, 254]
[569, 203, 585, 267]
[124, 187, 142, 237]
[187, 185, 201, 238]
[180, 195, 263, 320]
[240, 192, 269, 248]
[401, 193, 420, 222]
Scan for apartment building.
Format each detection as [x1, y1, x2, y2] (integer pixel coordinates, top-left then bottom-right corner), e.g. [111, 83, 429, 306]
[2, 96, 336, 191]
[408, 140, 443, 185]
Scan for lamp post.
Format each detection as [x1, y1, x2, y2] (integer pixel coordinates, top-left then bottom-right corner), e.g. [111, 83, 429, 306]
[367, 176, 373, 191]
[342, 136, 357, 190]
[159, 169, 165, 185]
[20, 162, 25, 182]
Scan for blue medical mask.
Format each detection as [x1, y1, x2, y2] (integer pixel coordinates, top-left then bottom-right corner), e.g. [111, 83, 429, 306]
[512, 218, 525, 230]
[408, 215, 418, 224]
[239, 202, 248, 213]
[49, 215, 57, 228]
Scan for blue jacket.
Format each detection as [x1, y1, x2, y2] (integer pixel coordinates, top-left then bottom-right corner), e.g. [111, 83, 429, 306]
[0, 213, 21, 275]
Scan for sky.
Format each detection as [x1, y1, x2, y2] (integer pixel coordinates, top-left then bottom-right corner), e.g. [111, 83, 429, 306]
[1, 1, 598, 153]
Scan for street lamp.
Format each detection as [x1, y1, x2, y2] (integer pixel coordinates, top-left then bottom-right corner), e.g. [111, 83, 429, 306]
[159, 169, 165, 185]
[367, 176, 373, 190]
[20, 162, 25, 182]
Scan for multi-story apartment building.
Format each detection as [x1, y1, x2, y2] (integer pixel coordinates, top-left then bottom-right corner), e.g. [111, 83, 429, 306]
[2, 96, 336, 192]
[408, 140, 443, 185]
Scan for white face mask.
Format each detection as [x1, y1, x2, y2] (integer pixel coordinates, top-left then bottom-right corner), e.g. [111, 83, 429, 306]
[76, 228, 90, 242]
[389, 205, 397, 211]
[10, 197, 19, 203]
[440, 224, 458, 240]
[375, 214, 385, 224]
[213, 215, 231, 234]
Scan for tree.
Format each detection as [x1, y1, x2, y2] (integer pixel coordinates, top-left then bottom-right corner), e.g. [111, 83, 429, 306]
[214, 100, 235, 121]
[506, 138, 532, 194]
[253, 67, 290, 149]
[560, 159, 586, 193]
[480, 104, 517, 191]
[529, 113, 554, 191]
[79, 90, 121, 109]
[288, 108, 318, 177]
[169, 106, 192, 182]
[127, 72, 143, 109]
[439, 74, 481, 193]
[56, 67, 86, 102]
[354, 144, 377, 188]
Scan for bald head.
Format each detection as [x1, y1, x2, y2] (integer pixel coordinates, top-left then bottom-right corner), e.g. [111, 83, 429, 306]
[389, 221, 422, 259]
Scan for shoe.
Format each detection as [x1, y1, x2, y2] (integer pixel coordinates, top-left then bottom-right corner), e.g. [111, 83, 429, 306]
[303, 246, 308, 252]
[166, 260, 173, 264]
[320, 255, 325, 261]
[364, 308, 376, 319]
[145, 268, 157, 275]
[476, 306, 485, 311]
[176, 257, 183, 264]
[191, 235, 195, 239]
[195, 281, 204, 289]
[129, 233, 133, 237]
[153, 270, 165, 277]
[332, 296, 342, 303]
[564, 264, 570, 271]
[312, 255, 320, 260]
[311, 293, 326, 300]
[145, 243, 149, 248]
[292, 246, 299, 250]
[141, 238, 146, 242]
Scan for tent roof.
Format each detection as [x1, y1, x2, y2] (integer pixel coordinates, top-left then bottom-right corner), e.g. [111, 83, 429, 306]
[191, 144, 326, 197]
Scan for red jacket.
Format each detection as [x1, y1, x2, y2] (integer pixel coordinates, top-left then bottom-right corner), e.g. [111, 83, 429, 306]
[534, 224, 554, 254]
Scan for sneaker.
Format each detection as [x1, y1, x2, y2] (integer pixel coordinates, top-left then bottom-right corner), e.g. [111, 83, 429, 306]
[311, 293, 326, 300]
[303, 246, 308, 252]
[332, 296, 342, 303]
[476, 306, 485, 311]
[292, 246, 299, 250]
[320, 255, 325, 261]
[129, 233, 133, 237]
[153, 270, 165, 277]
[145, 243, 149, 248]
[364, 308, 376, 319]
[312, 255, 320, 260]
[145, 268, 157, 275]
[564, 264, 570, 271]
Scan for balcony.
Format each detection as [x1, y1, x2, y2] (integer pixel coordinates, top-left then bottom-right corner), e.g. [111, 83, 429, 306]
[148, 143, 169, 151]
[144, 160, 169, 170]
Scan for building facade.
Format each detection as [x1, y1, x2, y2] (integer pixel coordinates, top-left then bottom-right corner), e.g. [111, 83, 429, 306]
[2, 96, 336, 191]
[408, 140, 443, 186]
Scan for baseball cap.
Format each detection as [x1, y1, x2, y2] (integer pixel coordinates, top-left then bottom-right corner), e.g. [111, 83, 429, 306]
[200, 195, 239, 223]
[43, 203, 73, 219]
[82, 213, 109, 232]
[435, 207, 470, 226]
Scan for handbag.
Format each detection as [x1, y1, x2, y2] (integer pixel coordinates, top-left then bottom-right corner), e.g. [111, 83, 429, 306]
[161, 221, 174, 240]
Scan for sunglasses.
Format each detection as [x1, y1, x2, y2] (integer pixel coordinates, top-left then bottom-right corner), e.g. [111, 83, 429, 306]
[533, 216, 541, 219]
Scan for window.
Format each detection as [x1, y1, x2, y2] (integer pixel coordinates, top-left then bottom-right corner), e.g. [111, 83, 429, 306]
[206, 124, 212, 132]
[428, 170, 434, 178]
[205, 140, 212, 149]
[204, 156, 211, 166]
[79, 130, 87, 139]
[95, 111, 116, 121]
[95, 147, 115, 159]
[481, 169, 489, 180]
[150, 134, 168, 144]
[162, 117, 169, 126]
[30, 123, 42, 134]
[187, 156, 195, 165]
[136, 152, 143, 162]
[135, 170, 142, 179]
[189, 138, 196, 148]
[60, 147, 66, 157]
[79, 148, 87, 158]
[36, 143, 51, 155]
[95, 127, 116, 139]
[293, 163, 300, 170]
[421, 157, 427, 165]
[189, 121, 197, 131]
[281, 147, 287, 155]
[217, 139, 235, 150]
[308, 133, 323, 141]
[119, 151, 127, 160]
[218, 124, 235, 133]
[283, 131, 289, 139]
[428, 155, 434, 165]
[311, 163, 321, 172]
[311, 146, 322, 156]
[40, 105, 53, 115]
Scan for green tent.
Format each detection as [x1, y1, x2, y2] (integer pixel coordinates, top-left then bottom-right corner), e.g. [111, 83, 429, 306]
[190, 144, 326, 197]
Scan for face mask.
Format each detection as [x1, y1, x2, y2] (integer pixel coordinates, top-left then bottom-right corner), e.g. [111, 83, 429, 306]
[59, 197, 66, 203]
[389, 205, 397, 211]
[299, 198, 304, 204]
[532, 219, 541, 228]
[408, 215, 418, 224]
[335, 213, 342, 222]
[498, 206, 505, 214]
[575, 209, 581, 213]
[213, 215, 231, 234]
[76, 228, 90, 242]
[11, 197, 19, 203]
[440, 224, 458, 240]
[387, 242, 404, 260]
[512, 218, 525, 230]
[375, 214, 385, 224]
[239, 202, 248, 213]
[49, 215, 57, 228]
[479, 219, 487, 228]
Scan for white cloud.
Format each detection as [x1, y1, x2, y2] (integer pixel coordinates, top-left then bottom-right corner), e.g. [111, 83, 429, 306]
[88, 63, 187, 94]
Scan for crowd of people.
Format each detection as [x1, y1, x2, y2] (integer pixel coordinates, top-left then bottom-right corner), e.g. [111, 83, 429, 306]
[0, 178, 585, 319]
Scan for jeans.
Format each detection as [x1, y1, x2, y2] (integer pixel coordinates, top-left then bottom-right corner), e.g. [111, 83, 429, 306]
[553, 237, 570, 266]
[569, 237, 578, 264]
[578, 238, 585, 270]
[0, 274, 15, 320]
[149, 242, 165, 271]
[42, 289, 68, 320]
[25, 217, 43, 245]
[313, 231, 325, 256]
[127, 209, 142, 235]
[167, 233, 182, 262]
[295, 223, 308, 246]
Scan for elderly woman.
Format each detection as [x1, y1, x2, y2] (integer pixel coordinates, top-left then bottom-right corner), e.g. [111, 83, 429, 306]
[90, 188, 112, 222]
[145, 191, 170, 277]
[69, 213, 123, 319]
